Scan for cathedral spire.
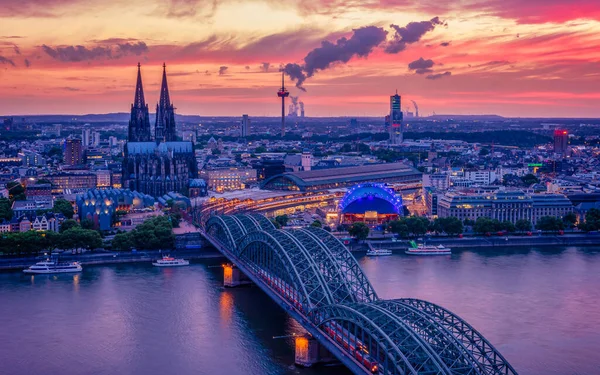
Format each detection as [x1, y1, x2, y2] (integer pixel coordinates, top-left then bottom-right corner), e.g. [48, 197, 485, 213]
[159, 63, 171, 111]
[128, 63, 151, 142]
[155, 63, 177, 142]
[134, 62, 146, 109]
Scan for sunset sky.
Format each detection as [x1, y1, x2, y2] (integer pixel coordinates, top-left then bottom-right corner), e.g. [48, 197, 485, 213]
[1, 0, 600, 117]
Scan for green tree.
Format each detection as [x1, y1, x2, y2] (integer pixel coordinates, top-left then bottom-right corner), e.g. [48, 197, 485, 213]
[81, 218, 94, 230]
[0, 198, 12, 221]
[111, 232, 134, 251]
[405, 216, 429, 237]
[515, 219, 532, 232]
[536, 216, 565, 232]
[473, 217, 501, 234]
[521, 174, 540, 186]
[479, 148, 490, 156]
[387, 220, 409, 238]
[562, 212, 577, 229]
[275, 215, 289, 227]
[6, 181, 25, 202]
[500, 221, 516, 233]
[59, 219, 80, 233]
[53, 199, 74, 219]
[579, 208, 600, 231]
[440, 217, 464, 236]
[254, 146, 267, 153]
[348, 222, 370, 241]
[310, 220, 322, 228]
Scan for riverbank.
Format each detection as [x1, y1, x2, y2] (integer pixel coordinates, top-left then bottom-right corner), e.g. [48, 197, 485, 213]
[0, 249, 224, 271]
[365, 233, 600, 251]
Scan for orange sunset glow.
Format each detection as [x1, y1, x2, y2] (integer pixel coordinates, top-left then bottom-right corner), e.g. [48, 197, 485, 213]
[1, 0, 600, 117]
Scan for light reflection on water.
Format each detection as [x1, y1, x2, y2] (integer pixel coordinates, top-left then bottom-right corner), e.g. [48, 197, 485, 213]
[0, 246, 598, 375]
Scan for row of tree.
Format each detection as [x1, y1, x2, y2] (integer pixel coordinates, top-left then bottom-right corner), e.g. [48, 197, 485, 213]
[0, 228, 102, 256]
[111, 216, 174, 251]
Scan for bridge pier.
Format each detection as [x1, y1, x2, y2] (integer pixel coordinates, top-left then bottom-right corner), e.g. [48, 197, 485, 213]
[223, 264, 251, 287]
[294, 335, 333, 367]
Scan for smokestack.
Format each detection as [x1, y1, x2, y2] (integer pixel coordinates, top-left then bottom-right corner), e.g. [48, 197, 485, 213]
[411, 100, 419, 118]
[299, 102, 305, 118]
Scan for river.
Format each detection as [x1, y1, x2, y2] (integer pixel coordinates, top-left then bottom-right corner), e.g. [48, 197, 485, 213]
[1, 246, 599, 375]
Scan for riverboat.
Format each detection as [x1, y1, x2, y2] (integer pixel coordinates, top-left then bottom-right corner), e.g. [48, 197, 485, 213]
[405, 241, 451, 256]
[152, 255, 190, 267]
[23, 260, 83, 274]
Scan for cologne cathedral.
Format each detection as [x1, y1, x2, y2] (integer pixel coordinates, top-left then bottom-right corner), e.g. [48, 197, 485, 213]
[122, 64, 197, 197]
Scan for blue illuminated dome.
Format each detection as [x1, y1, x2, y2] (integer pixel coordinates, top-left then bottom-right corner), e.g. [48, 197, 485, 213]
[339, 183, 403, 223]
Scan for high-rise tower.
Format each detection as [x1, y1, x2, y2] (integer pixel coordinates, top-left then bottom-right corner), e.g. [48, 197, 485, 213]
[128, 63, 152, 142]
[155, 63, 177, 142]
[389, 90, 403, 145]
[277, 72, 289, 137]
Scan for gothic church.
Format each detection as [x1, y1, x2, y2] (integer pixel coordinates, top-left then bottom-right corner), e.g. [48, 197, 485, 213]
[122, 64, 197, 197]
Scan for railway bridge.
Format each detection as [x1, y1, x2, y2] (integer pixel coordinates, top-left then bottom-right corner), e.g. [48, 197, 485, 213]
[201, 213, 518, 375]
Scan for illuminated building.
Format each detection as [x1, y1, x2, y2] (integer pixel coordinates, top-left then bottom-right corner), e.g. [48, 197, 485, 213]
[339, 183, 403, 225]
[46, 173, 97, 191]
[64, 138, 83, 165]
[389, 91, 403, 145]
[26, 184, 52, 201]
[554, 129, 568, 154]
[122, 64, 198, 197]
[12, 200, 54, 217]
[438, 190, 573, 225]
[200, 167, 257, 192]
[95, 170, 112, 188]
[262, 163, 421, 192]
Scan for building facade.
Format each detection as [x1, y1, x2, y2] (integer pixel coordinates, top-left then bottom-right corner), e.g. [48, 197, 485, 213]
[389, 91, 403, 145]
[554, 129, 568, 154]
[200, 168, 257, 192]
[438, 190, 573, 225]
[122, 64, 197, 197]
[241, 114, 250, 137]
[64, 138, 82, 165]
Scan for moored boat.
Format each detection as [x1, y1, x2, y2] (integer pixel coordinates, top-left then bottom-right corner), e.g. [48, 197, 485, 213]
[152, 255, 189, 267]
[23, 260, 83, 274]
[405, 241, 451, 255]
[366, 248, 393, 256]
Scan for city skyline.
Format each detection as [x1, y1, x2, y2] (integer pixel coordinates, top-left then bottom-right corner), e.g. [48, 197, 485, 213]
[1, 1, 600, 117]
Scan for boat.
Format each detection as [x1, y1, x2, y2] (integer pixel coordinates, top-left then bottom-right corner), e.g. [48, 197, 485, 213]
[405, 241, 451, 255]
[366, 248, 393, 256]
[152, 255, 190, 267]
[23, 260, 82, 274]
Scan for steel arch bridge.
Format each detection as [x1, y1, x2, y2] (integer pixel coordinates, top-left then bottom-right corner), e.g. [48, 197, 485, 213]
[203, 214, 517, 375]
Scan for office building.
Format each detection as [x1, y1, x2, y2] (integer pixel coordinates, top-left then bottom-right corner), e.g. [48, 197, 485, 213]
[92, 131, 101, 147]
[241, 114, 250, 137]
[82, 129, 91, 148]
[389, 91, 403, 145]
[554, 129, 568, 154]
[64, 138, 83, 165]
[200, 167, 257, 192]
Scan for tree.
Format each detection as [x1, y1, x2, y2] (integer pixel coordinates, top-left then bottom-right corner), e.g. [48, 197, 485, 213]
[254, 146, 267, 154]
[53, 199, 74, 219]
[387, 220, 409, 238]
[211, 148, 221, 155]
[111, 232, 134, 251]
[442, 217, 464, 236]
[348, 222, 369, 241]
[562, 212, 577, 229]
[521, 174, 540, 186]
[0, 198, 12, 221]
[500, 221, 516, 233]
[536, 216, 565, 232]
[310, 220, 322, 228]
[473, 217, 501, 234]
[6, 181, 25, 201]
[405, 216, 429, 237]
[275, 215, 288, 227]
[479, 148, 490, 156]
[81, 218, 94, 230]
[515, 219, 532, 232]
[59, 219, 80, 233]
[579, 208, 600, 231]
[271, 219, 281, 229]
[463, 218, 475, 226]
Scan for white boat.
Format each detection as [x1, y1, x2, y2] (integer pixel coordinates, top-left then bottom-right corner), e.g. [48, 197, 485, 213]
[405, 241, 451, 256]
[23, 260, 83, 274]
[152, 255, 190, 267]
[366, 248, 393, 256]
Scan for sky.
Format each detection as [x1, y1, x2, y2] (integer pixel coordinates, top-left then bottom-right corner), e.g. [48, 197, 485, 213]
[1, 0, 600, 118]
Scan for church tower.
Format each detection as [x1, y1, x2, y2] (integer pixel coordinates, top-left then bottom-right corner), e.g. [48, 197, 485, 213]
[155, 63, 177, 142]
[128, 63, 151, 142]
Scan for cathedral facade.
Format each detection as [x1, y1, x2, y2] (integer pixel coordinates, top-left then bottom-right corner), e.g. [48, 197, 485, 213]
[122, 64, 197, 197]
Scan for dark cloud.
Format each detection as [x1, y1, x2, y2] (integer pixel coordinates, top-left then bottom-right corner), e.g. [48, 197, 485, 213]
[408, 57, 434, 74]
[0, 56, 16, 66]
[218, 66, 228, 75]
[59, 87, 81, 92]
[42, 41, 149, 62]
[245, 65, 250, 70]
[282, 63, 307, 91]
[385, 17, 444, 54]
[13, 45, 20, 55]
[440, 41, 451, 47]
[426, 71, 451, 80]
[116, 41, 149, 56]
[24, 59, 30, 68]
[260, 62, 270, 72]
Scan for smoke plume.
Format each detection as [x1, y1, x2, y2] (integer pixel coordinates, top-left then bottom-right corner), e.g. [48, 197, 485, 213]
[426, 71, 451, 80]
[218, 66, 228, 75]
[408, 57, 434, 74]
[385, 17, 444, 54]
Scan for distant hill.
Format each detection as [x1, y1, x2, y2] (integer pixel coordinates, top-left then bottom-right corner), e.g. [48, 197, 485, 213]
[425, 114, 505, 121]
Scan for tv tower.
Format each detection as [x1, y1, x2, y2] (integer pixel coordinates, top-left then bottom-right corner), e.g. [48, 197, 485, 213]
[277, 71, 289, 137]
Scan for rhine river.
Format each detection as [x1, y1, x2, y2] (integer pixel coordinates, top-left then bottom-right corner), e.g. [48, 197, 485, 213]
[1, 246, 599, 375]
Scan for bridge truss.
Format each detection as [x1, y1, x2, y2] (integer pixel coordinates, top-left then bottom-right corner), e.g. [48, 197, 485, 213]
[204, 214, 518, 375]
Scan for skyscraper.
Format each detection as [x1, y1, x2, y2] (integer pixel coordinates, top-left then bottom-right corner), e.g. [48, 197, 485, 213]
[554, 129, 568, 154]
[128, 63, 152, 142]
[389, 91, 403, 145]
[92, 131, 101, 147]
[155, 63, 177, 142]
[82, 128, 91, 148]
[64, 138, 82, 165]
[241, 114, 250, 137]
